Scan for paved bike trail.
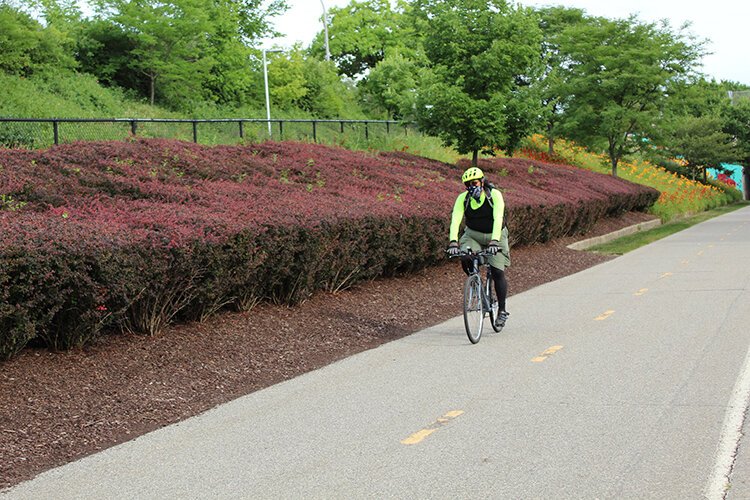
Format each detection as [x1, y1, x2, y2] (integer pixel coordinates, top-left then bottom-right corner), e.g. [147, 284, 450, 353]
[4, 205, 750, 499]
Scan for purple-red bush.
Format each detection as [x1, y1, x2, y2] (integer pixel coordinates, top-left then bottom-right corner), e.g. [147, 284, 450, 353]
[0, 139, 658, 358]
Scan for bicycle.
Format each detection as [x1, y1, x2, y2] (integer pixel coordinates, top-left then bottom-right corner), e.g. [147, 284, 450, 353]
[447, 249, 503, 344]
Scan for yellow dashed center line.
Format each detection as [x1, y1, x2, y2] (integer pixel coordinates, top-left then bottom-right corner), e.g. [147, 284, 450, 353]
[634, 288, 648, 296]
[659, 272, 673, 279]
[532, 345, 564, 363]
[401, 410, 464, 445]
[697, 250, 704, 256]
[595, 310, 615, 321]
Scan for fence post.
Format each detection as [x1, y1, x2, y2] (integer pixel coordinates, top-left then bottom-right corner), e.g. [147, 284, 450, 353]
[365, 121, 369, 140]
[312, 120, 317, 142]
[239, 120, 244, 139]
[192, 121, 198, 143]
[52, 121, 59, 145]
[131, 120, 138, 136]
[340, 121, 344, 134]
[279, 121, 283, 140]
[386, 121, 390, 134]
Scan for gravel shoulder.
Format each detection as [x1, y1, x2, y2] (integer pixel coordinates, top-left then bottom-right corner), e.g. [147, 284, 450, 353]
[0, 211, 656, 490]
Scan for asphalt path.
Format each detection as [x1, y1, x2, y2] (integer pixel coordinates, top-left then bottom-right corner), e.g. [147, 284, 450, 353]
[4, 206, 750, 499]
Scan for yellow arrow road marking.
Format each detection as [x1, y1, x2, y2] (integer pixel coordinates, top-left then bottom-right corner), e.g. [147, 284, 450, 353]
[595, 310, 615, 321]
[401, 410, 464, 445]
[532, 345, 564, 363]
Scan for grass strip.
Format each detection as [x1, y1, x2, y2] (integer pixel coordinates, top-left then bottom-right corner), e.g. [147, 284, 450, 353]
[589, 202, 750, 255]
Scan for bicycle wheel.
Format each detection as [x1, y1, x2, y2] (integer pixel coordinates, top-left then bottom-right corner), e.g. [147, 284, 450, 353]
[463, 274, 483, 344]
[485, 271, 501, 332]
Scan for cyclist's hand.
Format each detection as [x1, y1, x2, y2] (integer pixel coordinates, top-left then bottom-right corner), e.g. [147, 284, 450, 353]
[487, 240, 500, 255]
[446, 241, 460, 256]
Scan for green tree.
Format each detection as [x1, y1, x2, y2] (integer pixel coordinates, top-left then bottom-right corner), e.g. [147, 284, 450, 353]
[662, 115, 738, 180]
[93, 0, 214, 107]
[412, 0, 543, 165]
[556, 15, 705, 176]
[311, 0, 412, 78]
[201, 0, 287, 106]
[724, 99, 750, 168]
[0, 3, 76, 77]
[360, 50, 420, 119]
[266, 49, 308, 110]
[76, 19, 140, 90]
[89, 0, 287, 109]
[299, 57, 361, 118]
[24, 0, 83, 25]
[534, 6, 586, 155]
[256, 46, 362, 118]
[648, 78, 740, 179]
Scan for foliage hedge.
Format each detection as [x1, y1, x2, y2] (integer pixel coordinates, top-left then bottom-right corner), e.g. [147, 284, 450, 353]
[0, 139, 658, 359]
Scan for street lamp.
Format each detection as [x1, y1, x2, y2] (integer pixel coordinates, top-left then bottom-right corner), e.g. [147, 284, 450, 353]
[320, 0, 331, 62]
[262, 48, 282, 138]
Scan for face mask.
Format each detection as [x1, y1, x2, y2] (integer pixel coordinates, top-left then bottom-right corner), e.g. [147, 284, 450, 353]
[467, 184, 483, 200]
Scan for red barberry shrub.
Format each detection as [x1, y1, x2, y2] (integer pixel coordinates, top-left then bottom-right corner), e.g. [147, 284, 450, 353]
[463, 157, 659, 245]
[0, 139, 658, 358]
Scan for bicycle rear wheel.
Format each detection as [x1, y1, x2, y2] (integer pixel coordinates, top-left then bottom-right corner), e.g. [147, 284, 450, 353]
[486, 271, 501, 332]
[463, 274, 483, 344]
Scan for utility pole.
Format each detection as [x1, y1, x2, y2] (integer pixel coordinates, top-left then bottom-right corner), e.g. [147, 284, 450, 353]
[262, 48, 282, 138]
[320, 0, 331, 62]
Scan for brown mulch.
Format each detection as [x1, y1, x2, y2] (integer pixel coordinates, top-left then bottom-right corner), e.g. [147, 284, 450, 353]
[0, 211, 656, 490]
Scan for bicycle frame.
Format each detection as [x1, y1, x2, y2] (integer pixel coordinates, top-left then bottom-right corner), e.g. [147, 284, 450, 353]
[448, 249, 499, 342]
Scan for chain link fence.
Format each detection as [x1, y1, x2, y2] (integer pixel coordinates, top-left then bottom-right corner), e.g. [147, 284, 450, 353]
[0, 118, 415, 149]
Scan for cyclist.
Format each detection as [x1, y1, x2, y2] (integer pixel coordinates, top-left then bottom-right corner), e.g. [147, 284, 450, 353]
[447, 167, 510, 328]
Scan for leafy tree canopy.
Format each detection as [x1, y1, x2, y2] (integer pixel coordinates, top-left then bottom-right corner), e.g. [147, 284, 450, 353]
[359, 50, 420, 119]
[533, 6, 586, 154]
[724, 100, 750, 168]
[0, 2, 77, 77]
[663, 115, 738, 179]
[412, 0, 543, 164]
[84, 0, 287, 109]
[555, 14, 706, 176]
[311, 0, 414, 79]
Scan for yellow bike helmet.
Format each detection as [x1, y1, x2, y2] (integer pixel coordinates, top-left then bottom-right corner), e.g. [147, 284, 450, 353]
[461, 167, 484, 184]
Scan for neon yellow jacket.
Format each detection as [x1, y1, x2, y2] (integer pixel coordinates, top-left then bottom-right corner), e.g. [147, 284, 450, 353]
[449, 188, 505, 242]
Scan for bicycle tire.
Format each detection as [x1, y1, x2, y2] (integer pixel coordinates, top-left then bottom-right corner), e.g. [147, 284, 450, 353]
[463, 274, 483, 344]
[486, 271, 502, 332]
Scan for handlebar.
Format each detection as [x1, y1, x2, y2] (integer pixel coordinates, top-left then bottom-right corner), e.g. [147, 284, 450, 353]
[446, 248, 493, 259]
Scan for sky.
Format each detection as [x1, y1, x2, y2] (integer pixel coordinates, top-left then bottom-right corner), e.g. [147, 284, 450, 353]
[267, 0, 750, 85]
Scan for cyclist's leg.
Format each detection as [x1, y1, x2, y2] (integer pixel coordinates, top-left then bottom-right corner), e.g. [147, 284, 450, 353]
[488, 227, 511, 327]
[490, 266, 508, 311]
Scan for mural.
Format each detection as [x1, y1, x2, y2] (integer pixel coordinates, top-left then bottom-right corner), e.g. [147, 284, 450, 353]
[707, 163, 745, 194]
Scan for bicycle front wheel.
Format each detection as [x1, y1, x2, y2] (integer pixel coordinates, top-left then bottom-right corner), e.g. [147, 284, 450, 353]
[463, 274, 483, 344]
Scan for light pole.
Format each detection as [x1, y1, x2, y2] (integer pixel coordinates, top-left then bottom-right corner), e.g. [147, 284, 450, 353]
[262, 48, 282, 138]
[320, 0, 331, 62]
